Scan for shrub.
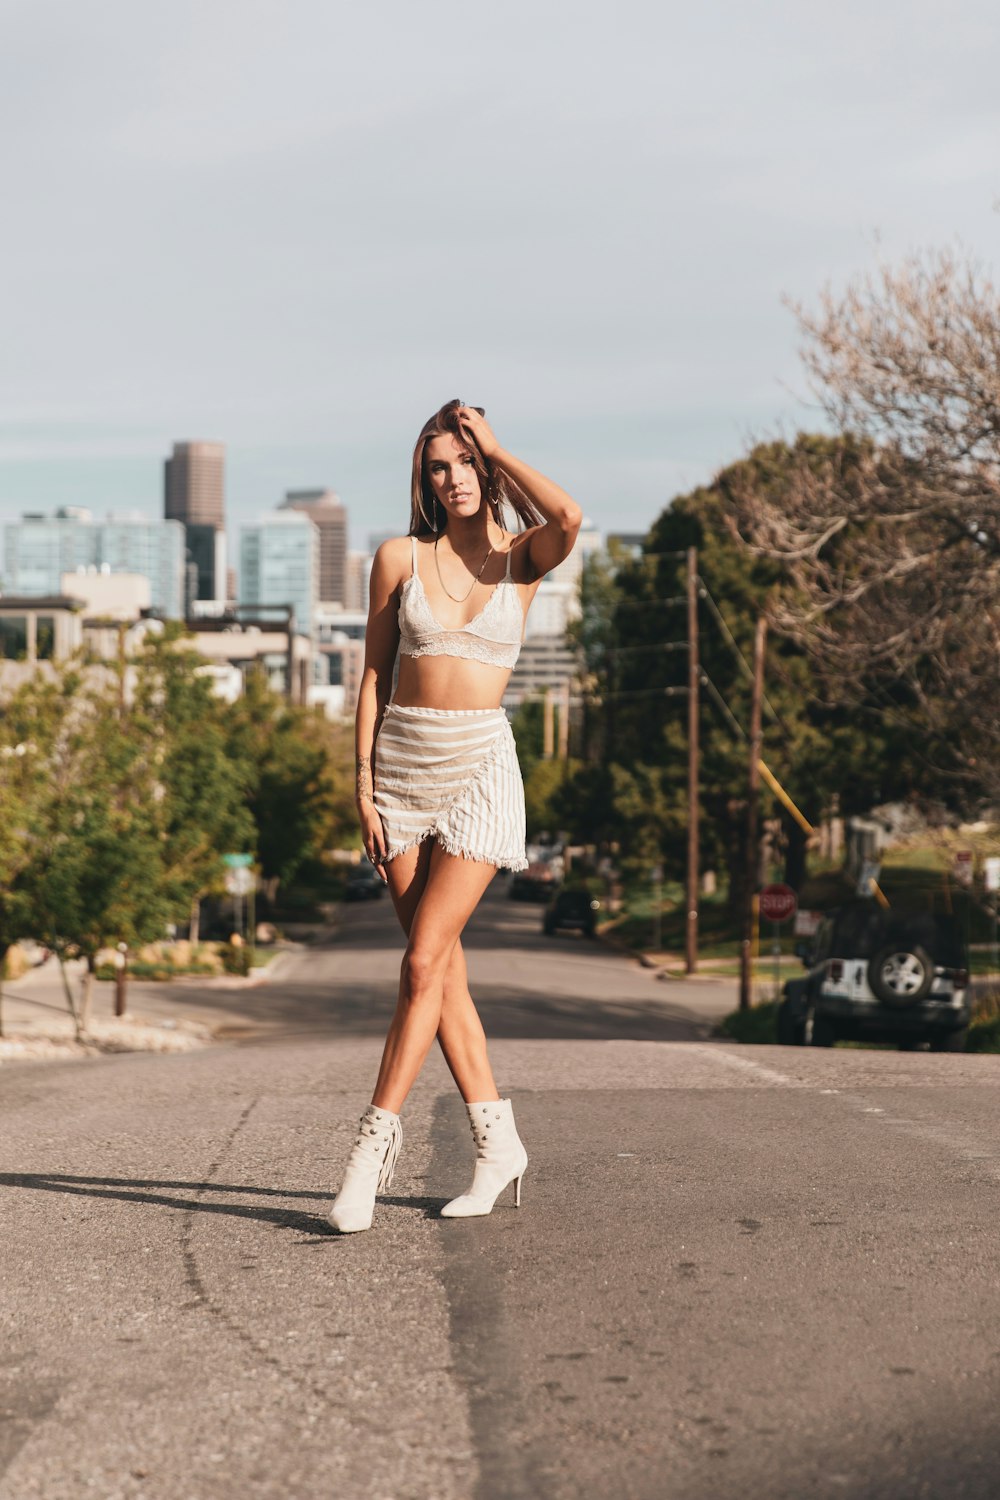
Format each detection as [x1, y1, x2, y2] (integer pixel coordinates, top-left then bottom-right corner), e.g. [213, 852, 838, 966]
[966, 1016, 1000, 1053]
[221, 944, 251, 976]
[715, 1001, 779, 1045]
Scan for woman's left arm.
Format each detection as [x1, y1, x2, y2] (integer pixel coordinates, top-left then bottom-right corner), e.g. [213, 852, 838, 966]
[459, 408, 583, 579]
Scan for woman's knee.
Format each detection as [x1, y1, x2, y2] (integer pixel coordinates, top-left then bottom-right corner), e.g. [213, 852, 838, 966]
[402, 941, 450, 997]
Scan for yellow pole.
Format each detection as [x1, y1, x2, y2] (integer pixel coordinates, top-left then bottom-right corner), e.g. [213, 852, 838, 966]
[758, 760, 814, 836]
[751, 892, 760, 1005]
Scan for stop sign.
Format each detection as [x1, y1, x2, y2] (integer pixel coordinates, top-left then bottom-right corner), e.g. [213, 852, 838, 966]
[760, 884, 797, 922]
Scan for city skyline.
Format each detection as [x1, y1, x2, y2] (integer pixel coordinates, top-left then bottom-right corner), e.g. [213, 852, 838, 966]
[3, 4, 999, 552]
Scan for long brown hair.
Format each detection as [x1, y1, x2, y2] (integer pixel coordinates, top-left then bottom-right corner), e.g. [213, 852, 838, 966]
[408, 399, 544, 537]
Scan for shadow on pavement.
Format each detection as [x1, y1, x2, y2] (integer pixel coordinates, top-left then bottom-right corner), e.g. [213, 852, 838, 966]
[154, 978, 712, 1043]
[0, 1171, 330, 1234]
[0, 1171, 450, 1232]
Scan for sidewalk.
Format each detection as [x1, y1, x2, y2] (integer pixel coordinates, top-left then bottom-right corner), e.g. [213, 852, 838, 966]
[596, 925, 791, 989]
[0, 947, 295, 1064]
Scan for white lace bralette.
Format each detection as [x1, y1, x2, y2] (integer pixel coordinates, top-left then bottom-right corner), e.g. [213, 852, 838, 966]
[398, 534, 524, 670]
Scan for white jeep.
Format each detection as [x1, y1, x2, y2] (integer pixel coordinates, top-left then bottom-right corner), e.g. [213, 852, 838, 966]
[778, 901, 971, 1051]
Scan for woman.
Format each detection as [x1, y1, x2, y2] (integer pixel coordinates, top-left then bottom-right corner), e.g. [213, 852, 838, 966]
[328, 399, 582, 1233]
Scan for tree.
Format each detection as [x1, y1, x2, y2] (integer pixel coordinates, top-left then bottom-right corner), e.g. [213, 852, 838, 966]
[730, 248, 1000, 801]
[523, 757, 578, 841]
[225, 672, 335, 900]
[132, 630, 256, 937]
[0, 673, 78, 1035]
[558, 438, 923, 910]
[510, 698, 545, 784]
[22, 681, 173, 1036]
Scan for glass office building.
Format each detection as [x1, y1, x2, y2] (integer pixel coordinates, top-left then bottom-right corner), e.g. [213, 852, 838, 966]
[2, 509, 185, 618]
[239, 511, 319, 635]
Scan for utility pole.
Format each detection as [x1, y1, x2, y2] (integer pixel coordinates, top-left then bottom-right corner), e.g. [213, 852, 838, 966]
[558, 681, 570, 760]
[542, 692, 554, 759]
[686, 547, 699, 974]
[739, 615, 767, 1010]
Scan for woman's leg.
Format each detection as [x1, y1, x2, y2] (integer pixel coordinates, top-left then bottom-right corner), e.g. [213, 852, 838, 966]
[437, 942, 498, 1102]
[385, 845, 499, 1104]
[374, 843, 497, 1113]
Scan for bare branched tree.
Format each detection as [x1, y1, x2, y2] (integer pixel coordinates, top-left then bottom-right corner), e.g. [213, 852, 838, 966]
[725, 248, 1000, 796]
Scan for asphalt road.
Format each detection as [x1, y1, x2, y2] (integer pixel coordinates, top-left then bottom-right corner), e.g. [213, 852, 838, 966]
[3, 883, 1000, 1500]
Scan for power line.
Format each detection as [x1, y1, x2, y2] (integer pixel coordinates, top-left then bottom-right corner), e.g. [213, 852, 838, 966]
[581, 685, 690, 701]
[700, 669, 747, 741]
[605, 641, 687, 657]
[609, 596, 688, 609]
[697, 580, 783, 727]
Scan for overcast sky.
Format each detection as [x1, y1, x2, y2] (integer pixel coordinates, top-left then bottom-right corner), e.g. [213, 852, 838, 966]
[2, 0, 999, 551]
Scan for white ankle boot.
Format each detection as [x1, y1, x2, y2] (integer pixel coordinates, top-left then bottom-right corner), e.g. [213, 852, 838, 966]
[327, 1104, 402, 1234]
[440, 1098, 527, 1219]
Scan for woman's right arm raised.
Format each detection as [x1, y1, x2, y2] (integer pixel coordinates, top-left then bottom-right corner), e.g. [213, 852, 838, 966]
[355, 539, 405, 878]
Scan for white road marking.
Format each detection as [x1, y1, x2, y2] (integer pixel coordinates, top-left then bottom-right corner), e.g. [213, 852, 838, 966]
[690, 1045, 803, 1089]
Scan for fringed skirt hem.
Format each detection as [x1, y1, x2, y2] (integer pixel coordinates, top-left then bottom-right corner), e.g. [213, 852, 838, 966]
[373, 703, 528, 873]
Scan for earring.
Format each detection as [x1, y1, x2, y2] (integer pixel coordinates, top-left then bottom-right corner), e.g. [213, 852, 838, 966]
[432, 497, 439, 534]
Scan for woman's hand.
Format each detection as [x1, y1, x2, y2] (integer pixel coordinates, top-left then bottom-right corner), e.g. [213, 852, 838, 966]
[357, 798, 389, 883]
[458, 405, 501, 460]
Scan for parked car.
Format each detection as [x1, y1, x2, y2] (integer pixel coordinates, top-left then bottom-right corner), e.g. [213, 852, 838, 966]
[509, 863, 557, 903]
[777, 900, 970, 1051]
[543, 889, 601, 938]
[344, 864, 387, 901]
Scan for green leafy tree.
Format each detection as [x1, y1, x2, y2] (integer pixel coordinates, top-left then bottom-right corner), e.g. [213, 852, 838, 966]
[0, 673, 81, 1034]
[561, 435, 925, 913]
[225, 671, 335, 900]
[132, 629, 256, 936]
[523, 756, 579, 841]
[23, 683, 173, 1036]
[510, 699, 545, 784]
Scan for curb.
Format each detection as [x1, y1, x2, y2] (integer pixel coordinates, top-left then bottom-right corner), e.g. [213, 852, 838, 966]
[594, 928, 664, 972]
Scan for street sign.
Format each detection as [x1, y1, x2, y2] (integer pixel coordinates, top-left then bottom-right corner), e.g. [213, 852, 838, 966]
[225, 867, 256, 896]
[793, 908, 822, 937]
[954, 850, 974, 888]
[760, 884, 797, 923]
[985, 857, 1000, 893]
[223, 853, 254, 868]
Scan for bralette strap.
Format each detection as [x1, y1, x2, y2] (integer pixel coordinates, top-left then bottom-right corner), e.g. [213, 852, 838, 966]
[411, 534, 418, 577]
[505, 543, 513, 580]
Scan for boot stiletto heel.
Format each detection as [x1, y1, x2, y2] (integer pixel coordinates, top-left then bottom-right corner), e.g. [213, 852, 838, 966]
[441, 1098, 528, 1219]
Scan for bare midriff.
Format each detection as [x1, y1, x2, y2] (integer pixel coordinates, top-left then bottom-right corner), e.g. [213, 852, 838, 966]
[393, 652, 512, 711]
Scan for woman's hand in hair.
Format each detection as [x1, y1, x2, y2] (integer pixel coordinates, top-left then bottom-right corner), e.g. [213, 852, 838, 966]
[458, 405, 500, 460]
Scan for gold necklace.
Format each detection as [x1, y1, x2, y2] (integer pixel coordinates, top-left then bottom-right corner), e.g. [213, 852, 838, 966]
[433, 534, 496, 603]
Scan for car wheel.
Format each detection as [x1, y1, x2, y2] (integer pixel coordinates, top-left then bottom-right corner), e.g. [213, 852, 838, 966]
[543, 920, 554, 936]
[868, 944, 934, 1006]
[930, 1028, 968, 1053]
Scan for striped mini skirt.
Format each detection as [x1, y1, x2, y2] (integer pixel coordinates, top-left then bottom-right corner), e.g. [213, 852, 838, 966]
[373, 703, 528, 872]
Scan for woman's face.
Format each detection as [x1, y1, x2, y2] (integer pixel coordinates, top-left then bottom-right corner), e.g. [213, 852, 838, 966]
[424, 433, 482, 522]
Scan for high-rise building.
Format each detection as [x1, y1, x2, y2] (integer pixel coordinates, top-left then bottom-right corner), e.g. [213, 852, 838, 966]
[164, 440, 224, 526]
[345, 551, 374, 612]
[239, 511, 319, 635]
[280, 489, 348, 606]
[163, 440, 226, 608]
[2, 508, 185, 618]
[546, 520, 603, 584]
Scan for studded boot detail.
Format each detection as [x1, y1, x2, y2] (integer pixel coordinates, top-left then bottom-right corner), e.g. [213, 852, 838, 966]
[327, 1104, 402, 1234]
[440, 1098, 527, 1219]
